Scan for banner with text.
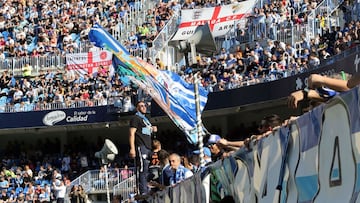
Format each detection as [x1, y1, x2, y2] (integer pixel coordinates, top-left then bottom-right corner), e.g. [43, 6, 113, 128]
[208, 86, 360, 203]
[171, 0, 256, 41]
[147, 86, 360, 203]
[66, 51, 113, 76]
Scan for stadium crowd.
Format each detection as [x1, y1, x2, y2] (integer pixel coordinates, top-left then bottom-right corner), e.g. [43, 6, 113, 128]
[0, 0, 358, 113]
[0, 0, 359, 200]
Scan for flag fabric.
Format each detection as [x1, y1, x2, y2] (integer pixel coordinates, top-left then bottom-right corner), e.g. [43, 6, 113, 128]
[66, 51, 114, 77]
[171, 0, 257, 40]
[88, 24, 209, 144]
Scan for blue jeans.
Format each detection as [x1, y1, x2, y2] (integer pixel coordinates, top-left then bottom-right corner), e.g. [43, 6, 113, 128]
[137, 145, 150, 194]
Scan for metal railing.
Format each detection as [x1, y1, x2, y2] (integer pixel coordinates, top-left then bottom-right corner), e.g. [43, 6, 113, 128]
[110, 0, 157, 44]
[0, 95, 138, 114]
[113, 175, 137, 202]
[67, 168, 136, 200]
[150, 14, 180, 62]
[306, 0, 343, 41]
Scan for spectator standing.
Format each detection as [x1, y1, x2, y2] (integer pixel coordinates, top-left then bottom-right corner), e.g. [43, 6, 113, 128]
[22, 64, 33, 79]
[52, 180, 66, 203]
[120, 165, 132, 180]
[129, 101, 157, 195]
[207, 134, 225, 162]
[147, 140, 167, 183]
[69, 185, 80, 203]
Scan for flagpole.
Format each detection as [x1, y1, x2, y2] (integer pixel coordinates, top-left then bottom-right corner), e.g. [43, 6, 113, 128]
[194, 72, 205, 167]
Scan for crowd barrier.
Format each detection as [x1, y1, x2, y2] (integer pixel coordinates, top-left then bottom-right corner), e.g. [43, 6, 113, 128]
[146, 85, 360, 203]
[66, 167, 136, 202]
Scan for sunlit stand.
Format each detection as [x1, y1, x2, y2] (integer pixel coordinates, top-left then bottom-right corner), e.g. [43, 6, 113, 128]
[95, 139, 119, 203]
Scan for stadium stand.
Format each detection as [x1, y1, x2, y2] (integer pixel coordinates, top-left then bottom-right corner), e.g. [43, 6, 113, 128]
[0, 0, 360, 202]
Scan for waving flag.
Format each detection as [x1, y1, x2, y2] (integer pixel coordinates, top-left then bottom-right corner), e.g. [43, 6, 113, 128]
[88, 24, 208, 144]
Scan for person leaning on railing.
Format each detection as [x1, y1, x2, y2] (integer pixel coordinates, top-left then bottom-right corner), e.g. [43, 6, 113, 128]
[287, 72, 357, 111]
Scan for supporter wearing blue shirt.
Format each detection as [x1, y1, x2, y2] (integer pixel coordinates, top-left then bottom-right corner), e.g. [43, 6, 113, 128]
[0, 176, 9, 190]
[161, 153, 193, 186]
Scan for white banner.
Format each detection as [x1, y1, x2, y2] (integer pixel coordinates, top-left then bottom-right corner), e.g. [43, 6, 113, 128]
[171, 0, 256, 41]
[66, 50, 113, 76]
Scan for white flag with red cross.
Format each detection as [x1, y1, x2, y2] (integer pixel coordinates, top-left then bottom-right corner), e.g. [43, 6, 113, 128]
[66, 50, 114, 77]
[171, 0, 256, 41]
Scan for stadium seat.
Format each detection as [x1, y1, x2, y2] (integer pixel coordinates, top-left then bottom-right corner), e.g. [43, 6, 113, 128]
[114, 99, 123, 109]
[15, 187, 23, 195]
[6, 97, 12, 104]
[0, 96, 7, 105]
[2, 31, 9, 40]
[1, 88, 9, 95]
[25, 103, 34, 111]
[27, 36, 38, 53]
[41, 180, 50, 187]
[14, 103, 21, 112]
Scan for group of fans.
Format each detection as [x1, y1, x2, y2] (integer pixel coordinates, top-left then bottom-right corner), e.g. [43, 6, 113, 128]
[0, 0, 359, 201]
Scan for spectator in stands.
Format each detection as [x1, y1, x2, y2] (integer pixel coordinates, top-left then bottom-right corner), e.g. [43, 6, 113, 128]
[22, 64, 33, 79]
[38, 188, 51, 203]
[218, 114, 282, 150]
[129, 101, 158, 194]
[207, 134, 225, 161]
[120, 165, 132, 181]
[52, 180, 66, 203]
[8, 188, 17, 203]
[161, 153, 193, 187]
[190, 146, 212, 171]
[0, 175, 9, 191]
[147, 139, 167, 183]
[69, 185, 83, 203]
[0, 189, 9, 202]
[287, 72, 356, 110]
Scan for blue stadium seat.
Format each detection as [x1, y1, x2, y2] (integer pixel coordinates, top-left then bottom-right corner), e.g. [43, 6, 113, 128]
[25, 103, 34, 111]
[1, 88, 9, 95]
[35, 179, 42, 186]
[0, 96, 7, 105]
[14, 103, 21, 112]
[41, 180, 50, 187]
[114, 99, 123, 108]
[2, 31, 9, 40]
[27, 36, 38, 53]
[71, 33, 81, 45]
[6, 97, 12, 104]
[15, 187, 23, 195]
[23, 186, 28, 194]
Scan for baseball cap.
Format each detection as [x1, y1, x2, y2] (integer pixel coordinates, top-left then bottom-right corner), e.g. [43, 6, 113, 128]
[207, 134, 221, 145]
[193, 147, 211, 157]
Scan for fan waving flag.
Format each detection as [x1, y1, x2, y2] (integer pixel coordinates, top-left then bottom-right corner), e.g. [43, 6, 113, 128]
[88, 24, 208, 144]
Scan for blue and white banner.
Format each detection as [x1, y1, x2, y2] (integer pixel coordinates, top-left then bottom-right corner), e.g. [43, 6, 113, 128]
[205, 86, 360, 203]
[88, 24, 208, 144]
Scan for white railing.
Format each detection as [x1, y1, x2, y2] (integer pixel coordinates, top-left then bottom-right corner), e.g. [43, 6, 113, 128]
[150, 14, 180, 62]
[306, 0, 343, 41]
[0, 95, 138, 114]
[113, 175, 137, 202]
[66, 168, 136, 200]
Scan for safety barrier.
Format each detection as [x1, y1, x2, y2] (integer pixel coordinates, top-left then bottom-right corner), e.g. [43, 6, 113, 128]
[113, 175, 137, 202]
[0, 95, 138, 114]
[110, 0, 157, 44]
[66, 168, 136, 201]
[150, 14, 180, 63]
[306, 0, 343, 41]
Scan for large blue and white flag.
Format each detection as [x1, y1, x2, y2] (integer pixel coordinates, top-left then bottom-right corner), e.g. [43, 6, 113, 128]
[88, 24, 209, 144]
